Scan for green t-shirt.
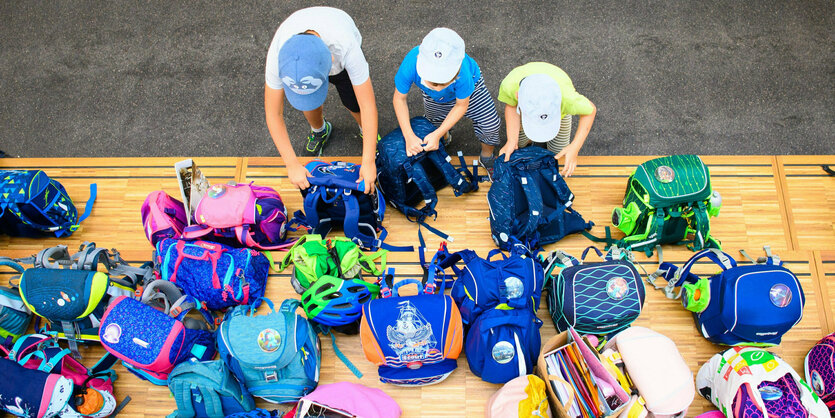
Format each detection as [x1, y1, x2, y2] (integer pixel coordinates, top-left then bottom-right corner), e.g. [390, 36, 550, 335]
[497, 62, 594, 117]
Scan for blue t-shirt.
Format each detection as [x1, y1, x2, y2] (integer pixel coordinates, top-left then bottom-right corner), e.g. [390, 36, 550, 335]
[394, 46, 482, 103]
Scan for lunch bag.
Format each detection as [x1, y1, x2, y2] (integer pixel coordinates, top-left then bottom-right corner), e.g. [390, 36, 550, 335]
[542, 246, 645, 334]
[650, 246, 804, 345]
[217, 298, 321, 404]
[360, 270, 463, 386]
[154, 238, 271, 311]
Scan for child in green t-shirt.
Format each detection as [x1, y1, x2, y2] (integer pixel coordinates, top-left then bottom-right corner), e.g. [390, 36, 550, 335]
[497, 62, 597, 177]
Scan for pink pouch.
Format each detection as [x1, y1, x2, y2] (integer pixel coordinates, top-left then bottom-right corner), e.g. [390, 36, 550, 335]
[294, 382, 401, 418]
[141, 190, 188, 245]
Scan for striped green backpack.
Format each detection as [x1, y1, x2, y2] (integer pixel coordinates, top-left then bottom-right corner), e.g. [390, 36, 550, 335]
[607, 155, 722, 255]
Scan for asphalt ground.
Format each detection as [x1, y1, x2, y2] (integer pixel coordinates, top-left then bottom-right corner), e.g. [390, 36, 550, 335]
[0, 1, 833, 158]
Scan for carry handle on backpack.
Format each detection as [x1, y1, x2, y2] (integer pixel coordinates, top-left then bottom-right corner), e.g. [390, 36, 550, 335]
[649, 248, 736, 299]
[168, 240, 225, 289]
[307, 176, 365, 193]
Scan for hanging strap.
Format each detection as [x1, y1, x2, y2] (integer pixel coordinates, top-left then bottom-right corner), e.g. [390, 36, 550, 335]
[649, 249, 736, 299]
[515, 173, 545, 238]
[168, 380, 196, 418]
[317, 324, 363, 379]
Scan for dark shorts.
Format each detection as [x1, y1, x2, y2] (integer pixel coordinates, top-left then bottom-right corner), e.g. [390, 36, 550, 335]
[328, 70, 360, 113]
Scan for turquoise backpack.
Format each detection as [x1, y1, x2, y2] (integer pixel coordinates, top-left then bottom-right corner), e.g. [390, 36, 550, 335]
[217, 298, 320, 404]
[167, 359, 255, 418]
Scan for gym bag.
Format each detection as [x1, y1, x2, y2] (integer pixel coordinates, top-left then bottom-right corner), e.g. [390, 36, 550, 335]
[697, 346, 829, 417]
[0, 169, 96, 238]
[98, 281, 217, 385]
[13, 243, 150, 355]
[376, 116, 479, 244]
[805, 332, 835, 413]
[182, 182, 294, 251]
[488, 146, 592, 250]
[0, 356, 78, 417]
[542, 246, 645, 335]
[0, 260, 32, 342]
[649, 246, 804, 346]
[294, 160, 402, 251]
[610, 154, 721, 255]
[279, 234, 386, 295]
[141, 190, 188, 246]
[154, 238, 271, 311]
[602, 326, 694, 418]
[485, 375, 551, 418]
[360, 270, 463, 386]
[167, 359, 256, 418]
[217, 298, 321, 404]
[436, 242, 544, 325]
[1, 334, 121, 418]
[285, 382, 402, 418]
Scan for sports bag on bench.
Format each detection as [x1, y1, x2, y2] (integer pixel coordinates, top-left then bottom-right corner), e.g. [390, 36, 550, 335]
[154, 238, 271, 311]
[360, 270, 463, 386]
[182, 183, 294, 251]
[0, 170, 96, 238]
[649, 246, 804, 346]
[542, 246, 645, 335]
[610, 154, 721, 255]
[99, 281, 217, 385]
[488, 146, 592, 250]
[376, 116, 479, 245]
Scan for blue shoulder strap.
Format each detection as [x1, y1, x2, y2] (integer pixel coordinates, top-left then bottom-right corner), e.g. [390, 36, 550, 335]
[651, 249, 736, 299]
[515, 172, 545, 238]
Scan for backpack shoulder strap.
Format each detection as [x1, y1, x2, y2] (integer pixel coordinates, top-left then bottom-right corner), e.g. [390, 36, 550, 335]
[651, 249, 736, 299]
[168, 379, 197, 418]
[515, 170, 545, 238]
[403, 157, 439, 220]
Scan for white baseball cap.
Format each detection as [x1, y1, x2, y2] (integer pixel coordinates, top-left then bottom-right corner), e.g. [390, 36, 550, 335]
[416, 28, 465, 84]
[517, 73, 562, 143]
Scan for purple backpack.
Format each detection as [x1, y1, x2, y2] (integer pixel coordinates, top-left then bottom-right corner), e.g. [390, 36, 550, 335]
[141, 190, 188, 246]
[98, 281, 216, 385]
[183, 183, 294, 251]
[154, 238, 270, 310]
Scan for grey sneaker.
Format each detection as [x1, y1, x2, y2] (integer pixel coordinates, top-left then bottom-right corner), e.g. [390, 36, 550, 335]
[305, 121, 332, 156]
[479, 154, 495, 181]
[443, 131, 452, 147]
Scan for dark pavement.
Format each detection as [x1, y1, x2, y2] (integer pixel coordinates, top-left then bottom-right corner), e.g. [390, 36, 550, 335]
[1, 1, 833, 158]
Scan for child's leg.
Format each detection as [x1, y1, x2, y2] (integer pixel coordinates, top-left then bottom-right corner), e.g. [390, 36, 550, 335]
[302, 107, 326, 131]
[463, 76, 501, 157]
[546, 115, 573, 154]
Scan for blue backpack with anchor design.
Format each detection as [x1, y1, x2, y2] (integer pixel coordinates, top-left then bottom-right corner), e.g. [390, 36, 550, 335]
[0, 170, 96, 238]
[487, 147, 592, 250]
[375, 117, 479, 244]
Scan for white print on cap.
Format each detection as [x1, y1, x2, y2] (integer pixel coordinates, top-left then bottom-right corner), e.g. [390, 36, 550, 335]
[281, 76, 324, 95]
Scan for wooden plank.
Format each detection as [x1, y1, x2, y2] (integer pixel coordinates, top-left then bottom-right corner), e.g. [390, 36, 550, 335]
[0, 156, 822, 417]
[817, 251, 835, 335]
[777, 156, 835, 250]
[773, 155, 799, 250]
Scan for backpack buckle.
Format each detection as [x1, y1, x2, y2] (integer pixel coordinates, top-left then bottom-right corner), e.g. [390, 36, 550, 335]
[424, 282, 436, 295]
[381, 288, 392, 298]
[169, 306, 183, 317]
[134, 286, 143, 298]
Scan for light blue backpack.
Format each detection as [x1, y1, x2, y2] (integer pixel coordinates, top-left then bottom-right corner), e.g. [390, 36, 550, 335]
[217, 298, 320, 404]
[167, 359, 256, 418]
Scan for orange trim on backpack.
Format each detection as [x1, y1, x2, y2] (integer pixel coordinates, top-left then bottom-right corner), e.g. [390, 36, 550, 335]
[443, 299, 464, 359]
[360, 314, 386, 365]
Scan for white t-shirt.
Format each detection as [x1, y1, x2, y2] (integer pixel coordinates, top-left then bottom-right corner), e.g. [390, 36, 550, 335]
[265, 7, 370, 90]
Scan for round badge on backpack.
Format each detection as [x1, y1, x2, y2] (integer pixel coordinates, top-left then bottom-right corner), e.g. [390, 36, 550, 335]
[208, 184, 227, 198]
[811, 370, 825, 395]
[606, 277, 629, 300]
[758, 385, 783, 401]
[492, 341, 515, 364]
[257, 328, 281, 353]
[503, 277, 524, 299]
[769, 284, 792, 307]
[654, 166, 675, 183]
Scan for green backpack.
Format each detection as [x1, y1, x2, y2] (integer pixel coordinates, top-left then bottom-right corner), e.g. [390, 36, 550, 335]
[609, 155, 722, 255]
[279, 234, 387, 295]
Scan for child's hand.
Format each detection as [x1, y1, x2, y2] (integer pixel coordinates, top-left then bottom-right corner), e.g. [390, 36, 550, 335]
[499, 142, 518, 162]
[405, 132, 424, 157]
[288, 163, 312, 190]
[422, 130, 443, 152]
[555, 143, 580, 177]
[358, 163, 376, 194]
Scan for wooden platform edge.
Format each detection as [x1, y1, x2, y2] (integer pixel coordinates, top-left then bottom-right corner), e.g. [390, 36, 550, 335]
[772, 156, 799, 250]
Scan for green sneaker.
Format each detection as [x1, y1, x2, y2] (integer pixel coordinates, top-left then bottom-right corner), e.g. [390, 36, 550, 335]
[305, 121, 332, 156]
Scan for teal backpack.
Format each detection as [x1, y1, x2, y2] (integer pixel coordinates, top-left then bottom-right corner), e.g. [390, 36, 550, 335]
[217, 298, 320, 404]
[602, 155, 722, 255]
[167, 359, 256, 418]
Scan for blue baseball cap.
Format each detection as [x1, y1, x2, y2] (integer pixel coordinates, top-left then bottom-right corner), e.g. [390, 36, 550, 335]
[278, 34, 332, 111]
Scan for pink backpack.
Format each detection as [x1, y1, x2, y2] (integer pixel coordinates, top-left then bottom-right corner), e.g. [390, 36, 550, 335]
[285, 382, 401, 418]
[183, 183, 295, 251]
[141, 190, 188, 246]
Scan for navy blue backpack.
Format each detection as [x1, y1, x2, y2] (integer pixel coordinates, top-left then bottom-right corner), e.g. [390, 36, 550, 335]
[297, 160, 406, 251]
[376, 117, 479, 244]
[0, 170, 96, 238]
[487, 147, 592, 250]
[649, 246, 804, 346]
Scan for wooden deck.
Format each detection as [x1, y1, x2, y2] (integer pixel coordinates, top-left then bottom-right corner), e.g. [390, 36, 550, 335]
[1, 155, 834, 417]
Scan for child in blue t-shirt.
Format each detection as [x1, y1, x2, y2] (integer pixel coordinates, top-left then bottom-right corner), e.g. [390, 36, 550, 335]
[392, 28, 501, 172]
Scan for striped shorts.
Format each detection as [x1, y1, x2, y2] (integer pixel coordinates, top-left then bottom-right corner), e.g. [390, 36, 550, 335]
[518, 114, 573, 154]
[422, 76, 501, 146]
